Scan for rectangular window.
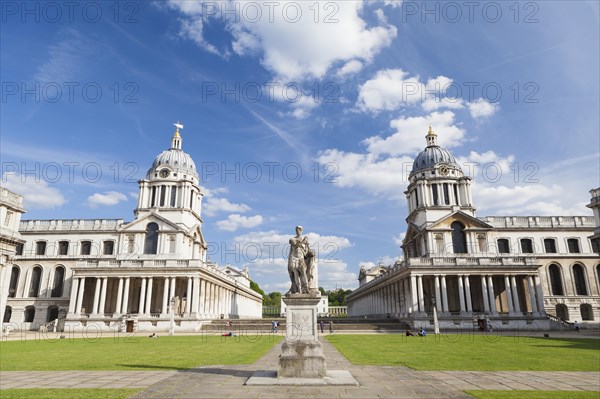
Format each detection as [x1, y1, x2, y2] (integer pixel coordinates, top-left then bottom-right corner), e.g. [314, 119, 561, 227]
[432, 185, 439, 206]
[36, 241, 46, 255]
[414, 189, 419, 208]
[544, 238, 557, 253]
[453, 184, 459, 205]
[190, 190, 194, 209]
[151, 187, 156, 207]
[567, 238, 580, 253]
[16, 243, 24, 255]
[170, 186, 177, 207]
[497, 239, 510, 254]
[103, 241, 114, 255]
[443, 183, 450, 205]
[127, 236, 135, 254]
[81, 241, 92, 255]
[160, 185, 166, 207]
[520, 239, 534, 254]
[58, 241, 69, 255]
[4, 211, 13, 226]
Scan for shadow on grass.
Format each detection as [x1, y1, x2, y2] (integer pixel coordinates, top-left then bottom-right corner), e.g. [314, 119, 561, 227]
[529, 338, 600, 351]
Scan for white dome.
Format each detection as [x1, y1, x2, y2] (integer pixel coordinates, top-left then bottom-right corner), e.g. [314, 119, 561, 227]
[146, 129, 199, 181]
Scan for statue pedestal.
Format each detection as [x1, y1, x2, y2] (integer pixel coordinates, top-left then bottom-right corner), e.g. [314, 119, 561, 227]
[277, 294, 326, 378]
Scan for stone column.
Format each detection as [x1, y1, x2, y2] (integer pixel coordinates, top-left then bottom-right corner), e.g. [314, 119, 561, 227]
[138, 277, 147, 315]
[534, 275, 545, 315]
[441, 275, 449, 313]
[185, 277, 192, 315]
[417, 275, 425, 313]
[75, 277, 86, 314]
[410, 275, 417, 314]
[481, 276, 490, 313]
[434, 275, 442, 312]
[68, 277, 79, 315]
[145, 277, 153, 315]
[192, 276, 200, 316]
[208, 282, 214, 316]
[510, 276, 521, 314]
[92, 278, 102, 315]
[99, 277, 108, 316]
[527, 275, 539, 314]
[170, 276, 176, 311]
[161, 277, 169, 315]
[457, 275, 466, 314]
[464, 275, 473, 313]
[487, 276, 497, 314]
[115, 277, 124, 316]
[121, 277, 130, 314]
[199, 279, 206, 316]
[504, 275, 514, 314]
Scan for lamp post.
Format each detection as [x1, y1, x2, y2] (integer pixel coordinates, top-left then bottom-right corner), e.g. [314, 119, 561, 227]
[169, 297, 175, 336]
[432, 296, 440, 335]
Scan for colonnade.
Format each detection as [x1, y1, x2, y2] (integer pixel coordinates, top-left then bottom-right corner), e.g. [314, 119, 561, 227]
[349, 273, 546, 318]
[67, 274, 260, 319]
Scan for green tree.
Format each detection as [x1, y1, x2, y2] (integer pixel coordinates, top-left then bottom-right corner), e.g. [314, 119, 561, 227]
[250, 280, 266, 303]
[264, 291, 282, 306]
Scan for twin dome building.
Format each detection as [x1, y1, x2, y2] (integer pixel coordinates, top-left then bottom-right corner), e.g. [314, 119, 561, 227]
[1, 124, 599, 333]
[347, 127, 600, 330]
[0, 126, 262, 333]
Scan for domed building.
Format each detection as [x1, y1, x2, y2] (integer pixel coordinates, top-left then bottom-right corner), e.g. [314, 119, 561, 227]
[348, 127, 600, 330]
[2, 124, 262, 333]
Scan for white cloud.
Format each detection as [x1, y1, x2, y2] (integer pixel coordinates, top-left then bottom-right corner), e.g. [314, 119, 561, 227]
[2, 173, 65, 209]
[87, 191, 128, 208]
[202, 187, 251, 217]
[337, 60, 364, 77]
[467, 98, 500, 119]
[204, 197, 251, 217]
[393, 233, 405, 246]
[233, 230, 352, 262]
[216, 214, 263, 231]
[356, 69, 459, 113]
[167, 1, 397, 81]
[367, 111, 465, 155]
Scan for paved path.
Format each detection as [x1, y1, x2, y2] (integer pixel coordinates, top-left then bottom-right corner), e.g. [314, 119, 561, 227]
[2, 337, 599, 398]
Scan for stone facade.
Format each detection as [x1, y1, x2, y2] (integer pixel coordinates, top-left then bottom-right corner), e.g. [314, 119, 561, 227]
[2, 126, 262, 333]
[347, 127, 600, 329]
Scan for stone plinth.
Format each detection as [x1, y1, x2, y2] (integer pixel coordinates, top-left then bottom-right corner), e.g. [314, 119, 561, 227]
[277, 294, 326, 378]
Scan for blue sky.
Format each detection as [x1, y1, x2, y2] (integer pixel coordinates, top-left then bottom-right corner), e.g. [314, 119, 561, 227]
[1, 1, 599, 292]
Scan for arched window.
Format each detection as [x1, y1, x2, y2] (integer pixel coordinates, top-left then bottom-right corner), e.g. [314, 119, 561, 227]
[573, 264, 588, 295]
[451, 221, 467, 254]
[144, 222, 159, 254]
[548, 264, 564, 295]
[580, 304, 594, 321]
[556, 304, 569, 321]
[51, 266, 65, 297]
[3, 306, 12, 323]
[8, 266, 20, 298]
[24, 306, 35, 323]
[47, 306, 59, 322]
[29, 266, 42, 298]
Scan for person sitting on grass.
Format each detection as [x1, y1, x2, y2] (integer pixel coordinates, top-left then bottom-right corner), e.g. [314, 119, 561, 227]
[418, 327, 426, 336]
[406, 329, 414, 336]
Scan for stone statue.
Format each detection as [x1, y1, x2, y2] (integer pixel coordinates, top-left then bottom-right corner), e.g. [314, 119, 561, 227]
[287, 226, 317, 295]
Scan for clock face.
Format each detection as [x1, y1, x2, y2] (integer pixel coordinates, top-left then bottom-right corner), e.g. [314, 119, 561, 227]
[159, 168, 170, 178]
[439, 166, 449, 176]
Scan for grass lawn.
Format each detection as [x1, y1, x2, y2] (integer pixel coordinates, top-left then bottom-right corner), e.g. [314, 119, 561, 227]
[465, 391, 600, 399]
[0, 389, 141, 399]
[326, 334, 600, 371]
[0, 335, 281, 371]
